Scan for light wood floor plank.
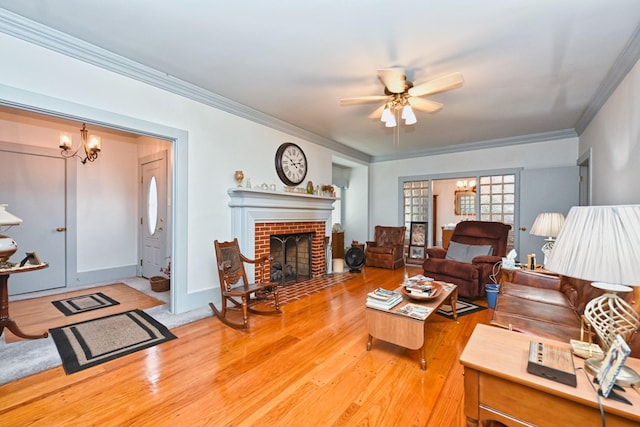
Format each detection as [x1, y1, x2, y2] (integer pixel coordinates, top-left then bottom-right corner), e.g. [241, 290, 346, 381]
[6, 283, 164, 342]
[0, 266, 493, 426]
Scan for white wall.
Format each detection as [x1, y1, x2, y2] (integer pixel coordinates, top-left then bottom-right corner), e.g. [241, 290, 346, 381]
[369, 137, 579, 230]
[579, 58, 640, 205]
[0, 32, 347, 312]
[0, 113, 139, 275]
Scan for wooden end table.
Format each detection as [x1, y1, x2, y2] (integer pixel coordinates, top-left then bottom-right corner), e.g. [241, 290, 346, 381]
[460, 324, 640, 426]
[0, 263, 49, 340]
[365, 282, 457, 370]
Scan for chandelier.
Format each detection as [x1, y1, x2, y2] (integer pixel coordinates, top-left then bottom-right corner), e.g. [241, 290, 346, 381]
[59, 123, 101, 164]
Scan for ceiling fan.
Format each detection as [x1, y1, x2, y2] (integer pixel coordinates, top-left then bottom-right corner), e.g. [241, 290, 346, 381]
[340, 68, 464, 127]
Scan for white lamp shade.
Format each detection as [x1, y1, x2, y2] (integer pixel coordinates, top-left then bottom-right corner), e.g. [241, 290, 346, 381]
[381, 108, 393, 123]
[0, 204, 22, 227]
[384, 113, 397, 127]
[529, 212, 565, 238]
[545, 205, 640, 286]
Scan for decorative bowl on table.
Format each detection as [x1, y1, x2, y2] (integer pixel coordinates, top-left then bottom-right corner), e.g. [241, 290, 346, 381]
[402, 281, 442, 301]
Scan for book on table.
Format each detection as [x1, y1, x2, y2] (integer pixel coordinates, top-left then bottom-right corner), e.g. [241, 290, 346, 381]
[366, 288, 402, 310]
[403, 275, 436, 297]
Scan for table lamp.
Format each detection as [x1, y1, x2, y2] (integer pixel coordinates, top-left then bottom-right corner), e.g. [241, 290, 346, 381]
[0, 204, 22, 267]
[529, 212, 565, 266]
[545, 205, 640, 385]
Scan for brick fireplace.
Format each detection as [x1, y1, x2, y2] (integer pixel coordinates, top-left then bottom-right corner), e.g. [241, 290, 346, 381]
[227, 188, 335, 284]
[256, 224, 325, 284]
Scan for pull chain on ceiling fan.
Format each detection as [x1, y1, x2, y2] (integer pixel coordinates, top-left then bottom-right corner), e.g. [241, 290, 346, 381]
[340, 69, 464, 128]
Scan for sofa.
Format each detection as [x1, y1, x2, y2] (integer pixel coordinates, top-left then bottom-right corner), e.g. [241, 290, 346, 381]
[365, 225, 406, 270]
[491, 269, 639, 357]
[422, 221, 511, 299]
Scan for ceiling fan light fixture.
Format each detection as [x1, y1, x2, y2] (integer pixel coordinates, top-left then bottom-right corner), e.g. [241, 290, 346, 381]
[385, 113, 397, 127]
[381, 107, 393, 123]
[402, 105, 417, 125]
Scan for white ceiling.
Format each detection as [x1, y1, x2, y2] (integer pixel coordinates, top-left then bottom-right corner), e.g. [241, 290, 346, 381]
[1, 1, 640, 161]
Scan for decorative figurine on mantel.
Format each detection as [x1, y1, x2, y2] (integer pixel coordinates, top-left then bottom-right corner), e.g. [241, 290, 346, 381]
[234, 170, 244, 187]
[306, 180, 314, 194]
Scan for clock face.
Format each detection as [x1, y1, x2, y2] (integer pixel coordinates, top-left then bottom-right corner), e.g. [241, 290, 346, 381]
[275, 143, 308, 186]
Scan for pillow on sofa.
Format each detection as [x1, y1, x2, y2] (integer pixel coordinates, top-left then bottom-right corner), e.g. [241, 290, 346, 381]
[446, 241, 493, 263]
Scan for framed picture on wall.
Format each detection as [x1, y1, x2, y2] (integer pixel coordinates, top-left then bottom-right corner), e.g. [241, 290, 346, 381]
[409, 221, 427, 246]
[408, 221, 427, 261]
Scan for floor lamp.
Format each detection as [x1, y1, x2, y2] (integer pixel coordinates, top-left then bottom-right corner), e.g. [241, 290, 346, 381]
[546, 205, 640, 386]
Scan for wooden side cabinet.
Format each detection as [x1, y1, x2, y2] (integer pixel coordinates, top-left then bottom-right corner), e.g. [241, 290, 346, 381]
[442, 228, 454, 249]
[460, 324, 640, 427]
[331, 232, 344, 259]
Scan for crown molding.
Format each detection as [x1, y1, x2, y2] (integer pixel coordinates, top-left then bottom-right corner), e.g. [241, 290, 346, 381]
[0, 9, 372, 163]
[371, 128, 578, 163]
[575, 23, 640, 134]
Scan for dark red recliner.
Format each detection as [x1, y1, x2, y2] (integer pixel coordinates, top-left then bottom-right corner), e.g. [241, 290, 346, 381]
[422, 221, 511, 299]
[365, 226, 406, 270]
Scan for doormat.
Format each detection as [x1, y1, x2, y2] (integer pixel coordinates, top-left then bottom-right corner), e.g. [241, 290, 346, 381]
[51, 292, 120, 316]
[437, 299, 487, 319]
[50, 309, 176, 374]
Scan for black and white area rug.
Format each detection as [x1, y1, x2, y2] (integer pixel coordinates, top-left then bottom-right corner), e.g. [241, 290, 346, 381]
[50, 309, 177, 374]
[51, 292, 120, 316]
[437, 299, 487, 319]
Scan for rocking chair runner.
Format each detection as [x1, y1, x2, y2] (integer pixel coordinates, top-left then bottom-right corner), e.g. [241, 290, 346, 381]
[210, 238, 281, 329]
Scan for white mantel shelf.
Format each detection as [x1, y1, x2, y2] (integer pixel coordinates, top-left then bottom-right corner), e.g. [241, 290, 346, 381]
[227, 187, 336, 210]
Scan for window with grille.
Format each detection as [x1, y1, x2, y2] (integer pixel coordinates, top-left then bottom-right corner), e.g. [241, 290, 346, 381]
[402, 180, 430, 243]
[478, 174, 516, 250]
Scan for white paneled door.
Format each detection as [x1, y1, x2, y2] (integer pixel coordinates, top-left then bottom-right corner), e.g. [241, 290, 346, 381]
[519, 166, 579, 264]
[0, 148, 66, 295]
[140, 152, 168, 279]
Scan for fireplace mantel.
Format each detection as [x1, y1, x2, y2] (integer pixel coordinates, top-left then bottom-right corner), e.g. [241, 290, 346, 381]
[227, 188, 336, 277]
[228, 187, 336, 210]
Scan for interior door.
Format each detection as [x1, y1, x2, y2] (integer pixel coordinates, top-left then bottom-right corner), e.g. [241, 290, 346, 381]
[519, 166, 579, 263]
[140, 152, 168, 279]
[0, 147, 66, 295]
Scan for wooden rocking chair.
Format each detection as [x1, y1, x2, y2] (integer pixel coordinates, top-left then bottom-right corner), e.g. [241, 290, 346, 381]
[210, 238, 280, 329]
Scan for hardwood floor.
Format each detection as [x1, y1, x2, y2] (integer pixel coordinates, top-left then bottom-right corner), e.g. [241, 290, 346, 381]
[0, 266, 492, 426]
[5, 283, 164, 343]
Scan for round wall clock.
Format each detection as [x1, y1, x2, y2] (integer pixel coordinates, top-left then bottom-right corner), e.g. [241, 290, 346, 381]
[275, 142, 308, 186]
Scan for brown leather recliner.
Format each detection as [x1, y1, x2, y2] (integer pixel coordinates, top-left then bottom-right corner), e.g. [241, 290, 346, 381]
[365, 226, 406, 270]
[422, 221, 511, 299]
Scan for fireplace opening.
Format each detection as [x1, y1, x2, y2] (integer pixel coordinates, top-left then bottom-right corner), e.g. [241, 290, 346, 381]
[270, 232, 314, 285]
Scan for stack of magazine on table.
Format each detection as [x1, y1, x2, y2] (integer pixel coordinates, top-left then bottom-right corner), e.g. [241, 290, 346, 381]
[396, 303, 432, 320]
[366, 287, 402, 310]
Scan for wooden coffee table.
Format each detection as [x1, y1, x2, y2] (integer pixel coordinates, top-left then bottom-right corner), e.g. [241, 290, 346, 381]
[365, 282, 457, 370]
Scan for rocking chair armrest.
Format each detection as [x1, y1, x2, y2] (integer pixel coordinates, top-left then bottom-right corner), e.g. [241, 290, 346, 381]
[239, 253, 270, 265]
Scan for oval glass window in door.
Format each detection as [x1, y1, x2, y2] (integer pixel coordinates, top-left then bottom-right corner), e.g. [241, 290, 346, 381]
[147, 175, 159, 235]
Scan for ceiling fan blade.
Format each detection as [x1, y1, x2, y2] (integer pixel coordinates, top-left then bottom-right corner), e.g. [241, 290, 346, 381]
[408, 97, 443, 113]
[408, 72, 464, 97]
[368, 104, 386, 119]
[377, 68, 406, 93]
[340, 95, 389, 105]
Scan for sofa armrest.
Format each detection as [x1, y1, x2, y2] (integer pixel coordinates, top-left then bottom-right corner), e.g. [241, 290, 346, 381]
[560, 281, 579, 308]
[471, 255, 502, 265]
[510, 270, 561, 290]
[365, 241, 377, 248]
[426, 247, 446, 259]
